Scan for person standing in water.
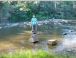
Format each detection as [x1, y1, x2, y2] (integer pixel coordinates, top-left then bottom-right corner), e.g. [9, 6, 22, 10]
[31, 15, 39, 43]
[31, 15, 38, 34]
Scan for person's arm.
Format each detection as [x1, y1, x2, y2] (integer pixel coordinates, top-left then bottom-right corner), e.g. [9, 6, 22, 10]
[36, 19, 38, 24]
[31, 18, 33, 26]
[31, 18, 32, 22]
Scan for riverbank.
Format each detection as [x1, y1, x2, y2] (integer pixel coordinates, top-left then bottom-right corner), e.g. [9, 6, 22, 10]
[0, 19, 69, 29]
[0, 50, 76, 58]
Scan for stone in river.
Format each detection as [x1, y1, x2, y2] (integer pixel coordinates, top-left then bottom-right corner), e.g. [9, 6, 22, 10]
[63, 33, 67, 35]
[47, 39, 58, 46]
[30, 34, 39, 43]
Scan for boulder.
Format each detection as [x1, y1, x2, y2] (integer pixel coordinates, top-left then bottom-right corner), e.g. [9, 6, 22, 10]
[47, 39, 58, 46]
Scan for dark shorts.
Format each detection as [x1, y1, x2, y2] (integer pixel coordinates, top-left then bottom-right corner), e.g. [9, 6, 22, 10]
[32, 25, 37, 34]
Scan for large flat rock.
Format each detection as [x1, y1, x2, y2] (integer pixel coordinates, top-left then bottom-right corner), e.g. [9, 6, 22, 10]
[47, 39, 58, 46]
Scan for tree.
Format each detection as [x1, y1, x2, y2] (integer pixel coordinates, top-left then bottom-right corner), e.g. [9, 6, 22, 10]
[0, 1, 11, 23]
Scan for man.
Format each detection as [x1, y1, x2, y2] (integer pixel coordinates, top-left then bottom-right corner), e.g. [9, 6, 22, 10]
[31, 15, 38, 34]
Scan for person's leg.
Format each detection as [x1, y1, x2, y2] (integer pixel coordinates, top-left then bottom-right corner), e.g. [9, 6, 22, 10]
[32, 25, 36, 34]
[32, 25, 37, 34]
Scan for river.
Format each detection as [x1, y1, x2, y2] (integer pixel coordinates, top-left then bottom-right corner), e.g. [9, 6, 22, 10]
[0, 20, 76, 54]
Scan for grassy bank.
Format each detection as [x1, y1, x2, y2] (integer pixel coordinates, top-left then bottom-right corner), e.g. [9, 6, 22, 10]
[0, 50, 76, 58]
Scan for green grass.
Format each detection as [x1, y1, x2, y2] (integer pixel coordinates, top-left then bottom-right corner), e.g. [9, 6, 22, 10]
[0, 50, 76, 58]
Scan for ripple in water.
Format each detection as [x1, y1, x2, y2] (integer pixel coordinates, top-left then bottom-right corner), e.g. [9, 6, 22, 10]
[54, 29, 76, 54]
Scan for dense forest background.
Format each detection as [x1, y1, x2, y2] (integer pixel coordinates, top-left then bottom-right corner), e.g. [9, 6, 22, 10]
[0, 1, 76, 23]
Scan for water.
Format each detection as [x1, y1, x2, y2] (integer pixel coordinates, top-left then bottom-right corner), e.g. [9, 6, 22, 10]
[0, 20, 76, 53]
[54, 28, 76, 54]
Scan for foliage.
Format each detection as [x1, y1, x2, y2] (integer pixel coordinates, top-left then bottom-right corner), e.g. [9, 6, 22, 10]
[0, 50, 54, 58]
[0, 50, 76, 58]
[0, 1, 76, 23]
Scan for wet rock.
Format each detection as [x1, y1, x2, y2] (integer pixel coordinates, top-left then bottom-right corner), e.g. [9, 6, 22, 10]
[32, 41, 39, 43]
[63, 33, 67, 35]
[30, 34, 39, 43]
[47, 39, 58, 46]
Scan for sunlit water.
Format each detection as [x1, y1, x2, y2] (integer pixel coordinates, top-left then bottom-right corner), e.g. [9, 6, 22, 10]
[0, 21, 76, 54]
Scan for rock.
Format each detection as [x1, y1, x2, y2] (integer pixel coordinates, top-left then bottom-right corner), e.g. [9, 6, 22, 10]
[47, 39, 58, 46]
[63, 33, 67, 35]
[30, 34, 39, 43]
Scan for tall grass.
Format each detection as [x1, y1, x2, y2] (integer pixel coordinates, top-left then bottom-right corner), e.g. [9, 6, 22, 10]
[0, 50, 76, 58]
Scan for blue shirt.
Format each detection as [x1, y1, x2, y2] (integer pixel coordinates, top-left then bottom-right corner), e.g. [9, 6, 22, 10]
[31, 18, 37, 25]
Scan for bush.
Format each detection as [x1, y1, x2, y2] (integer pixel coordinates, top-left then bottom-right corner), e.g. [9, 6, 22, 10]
[0, 50, 76, 58]
[0, 50, 55, 58]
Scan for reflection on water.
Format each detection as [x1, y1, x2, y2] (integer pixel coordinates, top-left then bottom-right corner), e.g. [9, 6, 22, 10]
[0, 21, 76, 53]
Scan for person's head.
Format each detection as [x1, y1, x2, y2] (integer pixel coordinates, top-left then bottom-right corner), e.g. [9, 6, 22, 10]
[33, 15, 35, 18]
